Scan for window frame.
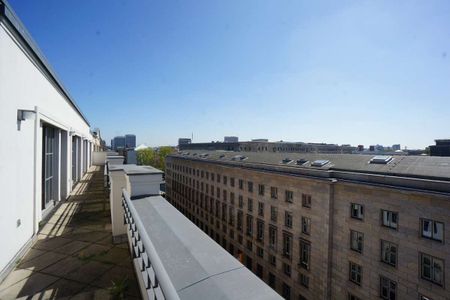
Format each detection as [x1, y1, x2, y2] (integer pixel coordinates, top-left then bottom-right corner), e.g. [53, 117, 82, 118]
[350, 203, 364, 220]
[350, 230, 364, 253]
[381, 209, 398, 230]
[380, 240, 397, 267]
[420, 218, 444, 243]
[349, 261, 362, 285]
[379, 276, 396, 300]
[420, 252, 445, 286]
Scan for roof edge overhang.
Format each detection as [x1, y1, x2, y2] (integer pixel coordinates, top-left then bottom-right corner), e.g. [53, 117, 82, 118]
[0, 0, 91, 127]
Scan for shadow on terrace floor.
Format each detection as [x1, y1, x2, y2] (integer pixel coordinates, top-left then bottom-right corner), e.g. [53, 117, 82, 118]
[0, 166, 140, 299]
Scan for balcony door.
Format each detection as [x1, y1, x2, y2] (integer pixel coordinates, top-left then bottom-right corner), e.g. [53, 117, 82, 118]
[42, 125, 56, 210]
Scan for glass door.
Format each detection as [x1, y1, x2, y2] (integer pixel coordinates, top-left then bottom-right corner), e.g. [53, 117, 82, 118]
[42, 126, 55, 209]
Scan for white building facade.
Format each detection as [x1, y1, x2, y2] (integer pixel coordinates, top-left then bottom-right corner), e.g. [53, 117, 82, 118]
[0, 0, 94, 278]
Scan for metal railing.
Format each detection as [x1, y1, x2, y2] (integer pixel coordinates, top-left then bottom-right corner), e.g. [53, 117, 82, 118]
[122, 189, 180, 300]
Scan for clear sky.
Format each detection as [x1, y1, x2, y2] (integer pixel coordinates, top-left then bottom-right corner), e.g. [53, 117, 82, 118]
[9, 0, 450, 148]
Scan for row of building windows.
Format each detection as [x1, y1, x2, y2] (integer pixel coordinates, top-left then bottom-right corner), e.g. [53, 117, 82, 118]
[167, 163, 313, 206]
[350, 203, 444, 242]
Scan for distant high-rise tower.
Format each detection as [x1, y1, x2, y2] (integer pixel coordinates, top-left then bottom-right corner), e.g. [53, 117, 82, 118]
[125, 134, 136, 149]
[113, 136, 125, 150]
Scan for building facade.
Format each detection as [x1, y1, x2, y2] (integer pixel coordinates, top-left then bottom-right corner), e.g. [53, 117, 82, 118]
[0, 0, 95, 278]
[179, 141, 356, 154]
[165, 151, 450, 300]
[125, 134, 136, 148]
[430, 139, 450, 157]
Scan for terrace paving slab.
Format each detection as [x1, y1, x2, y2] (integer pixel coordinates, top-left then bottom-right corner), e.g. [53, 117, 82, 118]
[0, 272, 59, 299]
[0, 166, 140, 299]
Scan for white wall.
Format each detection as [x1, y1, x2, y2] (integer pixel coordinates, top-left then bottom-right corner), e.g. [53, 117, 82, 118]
[0, 23, 93, 274]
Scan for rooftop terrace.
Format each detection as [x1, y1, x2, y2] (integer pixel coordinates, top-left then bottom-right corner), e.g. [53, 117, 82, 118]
[0, 166, 139, 299]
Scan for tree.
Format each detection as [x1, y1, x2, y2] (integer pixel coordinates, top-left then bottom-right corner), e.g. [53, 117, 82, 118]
[136, 148, 156, 166]
[136, 146, 174, 171]
[157, 146, 175, 171]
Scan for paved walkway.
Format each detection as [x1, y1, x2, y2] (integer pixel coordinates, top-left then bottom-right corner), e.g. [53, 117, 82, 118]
[0, 166, 140, 299]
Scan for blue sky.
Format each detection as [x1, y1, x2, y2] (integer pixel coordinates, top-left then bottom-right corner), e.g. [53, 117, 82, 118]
[9, 0, 450, 148]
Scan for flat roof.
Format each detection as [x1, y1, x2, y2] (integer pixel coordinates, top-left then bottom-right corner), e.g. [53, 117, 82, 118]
[108, 164, 163, 175]
[170, 151, 450, 181]
[0, 0, 90, 126]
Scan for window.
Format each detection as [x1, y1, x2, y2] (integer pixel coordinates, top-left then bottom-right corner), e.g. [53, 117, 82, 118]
[269, 225, 277, 250]
[217, 187, 220, 199]
[256, 264, 263, 279]
[270, 187, 278, 199]
[248, 181, 253, 193]
[230, 177, 235, 187]
[302, 194, 311, 208]
[246, 214, 253, 236]
[299, 239, 310, 270]
[228, 207, 235, 225]
[283, 232, 293, 259]
[222, 203, 227, 222]
[271, 206, 278, 222]
[351, 203, 364, 220]
[217, 174, 221, 183]
[238, 179, 243, 189]
[269, 272, 276, 288]
[230, 192, 235, 204]
[348, 293, 361, 300]
[301, 217, 311, 235]
[258, 184, 265, 196]
[237, 210, 243, 231]
[246, 240, 252, 251]
[381, 240, 397, 267]
[223, 176, 227, 185]
[257, 246, 264, 258]
[285, 190, 293, 203]
[247, 198, 253, 212]
[282, 283, 291, 300]
[238, 195, 243, 208]
[246, 255, 252, 269]
[350, 230, 363, 253]
[283, 263, 291, 277]
[380, 276, 396, 300]
[211, 173, 215, 181]
[421, 219, 444, 242]
[381, 210, 398, 229]
[257, 219, 264, 241]
[285, 211, 293, 228]
[349, 261, 362, 285]
[299, 273, 309, 288]
[223, 190, 227, 201]
[420, 253, 444, 286]
[258, 202, 264, 216]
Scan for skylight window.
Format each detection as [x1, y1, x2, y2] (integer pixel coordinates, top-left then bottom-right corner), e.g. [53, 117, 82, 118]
[311, 160, 330, 167]
[281, 158, 293, 164]
[370, 156, 393, 164]
[296, 159, 308, 165]
[231, 155, 247, 161]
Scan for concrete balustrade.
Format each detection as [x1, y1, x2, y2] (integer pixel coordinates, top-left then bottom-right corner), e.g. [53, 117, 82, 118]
[108, 164, 163, 243]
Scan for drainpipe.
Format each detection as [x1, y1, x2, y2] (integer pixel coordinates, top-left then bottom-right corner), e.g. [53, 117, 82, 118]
[326, 178, 337, 300]
[32, 106, 39, 235]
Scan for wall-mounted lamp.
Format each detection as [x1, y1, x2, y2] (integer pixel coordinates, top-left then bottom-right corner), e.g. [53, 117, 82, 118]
[17, 109, 36, 131]
[69, 130, 75, 136]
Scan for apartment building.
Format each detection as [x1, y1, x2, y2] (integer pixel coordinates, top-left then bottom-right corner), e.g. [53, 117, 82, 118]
[165, 151, 450, 300]
[0, 0, 94, 278]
